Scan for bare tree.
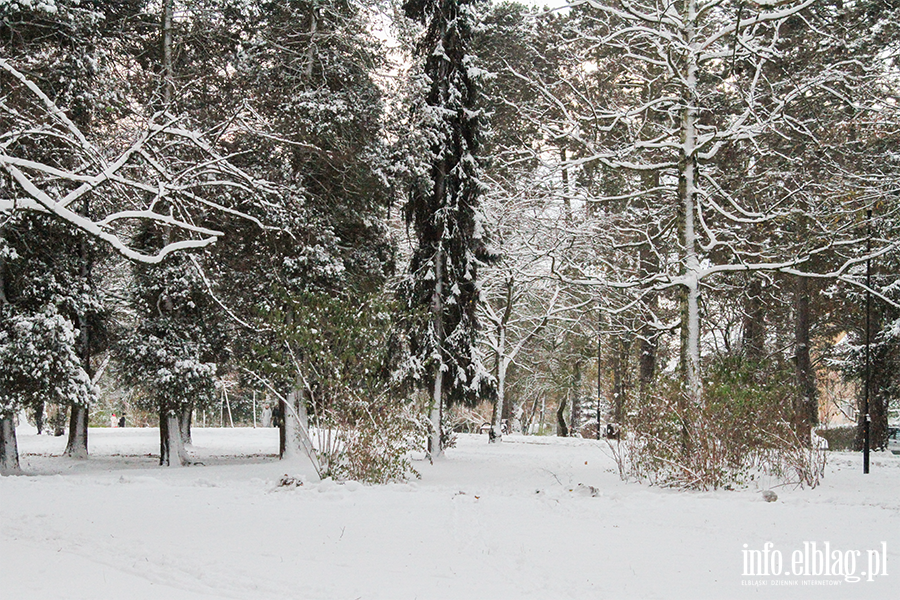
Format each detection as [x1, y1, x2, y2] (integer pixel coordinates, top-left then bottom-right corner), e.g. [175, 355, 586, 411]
[1, 58, 271, 265]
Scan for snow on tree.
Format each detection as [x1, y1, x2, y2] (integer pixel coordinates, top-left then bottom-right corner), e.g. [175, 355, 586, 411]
[508, 0, 900, 411]
[0, 217, 96, 473]
[398, 0, 497, 458]
[0, 1, 275, 265]
[194, 0, 397, 466]
[116, 240, 225, 466]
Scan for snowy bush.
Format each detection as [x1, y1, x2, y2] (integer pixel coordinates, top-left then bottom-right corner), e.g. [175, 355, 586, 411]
[314, 392, 425, 484]
[615, 357, 825, 491]
[814, 425, 857, 452]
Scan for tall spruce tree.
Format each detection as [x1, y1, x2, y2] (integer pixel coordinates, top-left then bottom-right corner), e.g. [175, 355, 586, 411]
[400, 0, 495, 457]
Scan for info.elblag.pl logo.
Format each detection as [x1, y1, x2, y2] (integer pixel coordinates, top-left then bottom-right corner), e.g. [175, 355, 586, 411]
[741, 542, 889, 586]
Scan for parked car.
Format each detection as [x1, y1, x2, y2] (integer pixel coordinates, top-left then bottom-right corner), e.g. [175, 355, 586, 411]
[888, 427, 900, 456]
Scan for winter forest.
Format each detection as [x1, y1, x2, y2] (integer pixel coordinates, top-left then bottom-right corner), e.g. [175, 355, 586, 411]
[2, 0, 900, 483]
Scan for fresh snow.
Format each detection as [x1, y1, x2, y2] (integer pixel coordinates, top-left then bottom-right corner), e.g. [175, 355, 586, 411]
[2, 427, 898, 599]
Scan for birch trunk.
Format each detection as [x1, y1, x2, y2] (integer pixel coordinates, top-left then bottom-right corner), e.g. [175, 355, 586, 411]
[162, 0, 174, 107]
[489, 357, 507, 443]
[680, 0, 702, 409]
[489, 318, 508, 443]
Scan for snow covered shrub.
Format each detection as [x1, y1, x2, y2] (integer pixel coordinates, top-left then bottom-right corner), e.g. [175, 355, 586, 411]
[256, 291, 424, 483]
[814, 425, 856, 451]
[617, 357, 825, 490]
[317, 393, 425, 484]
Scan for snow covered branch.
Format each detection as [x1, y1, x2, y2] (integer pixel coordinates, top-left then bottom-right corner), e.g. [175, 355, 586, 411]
[0, 58, 273, 264]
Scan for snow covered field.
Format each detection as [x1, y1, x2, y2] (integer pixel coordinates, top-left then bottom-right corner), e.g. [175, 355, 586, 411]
[2, 427, 898, 599]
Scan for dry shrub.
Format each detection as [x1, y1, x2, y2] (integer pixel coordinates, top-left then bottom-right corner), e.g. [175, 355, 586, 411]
[613, 357, 825, 490]
[312, 392, 426, 484]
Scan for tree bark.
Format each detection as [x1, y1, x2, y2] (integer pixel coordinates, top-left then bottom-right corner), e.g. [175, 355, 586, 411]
[556, 395, 569, 437]
[611, 338, 630, 424]
[489, 285, 511, 443]
[680, 0, 702, 411]
[159, 409, 189, 466]
[742, 277, 765, 363]
[793, 275, 817, 443]
[676, 0, 702, 457]
[278, 397, 286, 458]
[179, 404, 192, 445]
[162, 0, 174, 107]
[0, 416, 21, 475]
[53, 404, 67, 436]
[64, 406, 89, 458]
[560, 146, 572, 222]
[428, 250, 444, 459]
[34, 401, 44, 435]
[0, 259, 17, 475]
[570, 359, 583, 436]
[638, 172, 660, 400]
[278, 379, 321, 476]
[65, 196, 93, 459]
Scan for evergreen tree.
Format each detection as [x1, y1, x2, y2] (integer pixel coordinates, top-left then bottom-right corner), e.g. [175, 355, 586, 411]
[206, 0, 395, 461]
[0, 214, 97, 473]
[1, 0, 123, 464]
[116, 238, 224, 466]
[399, 0, 496, 457]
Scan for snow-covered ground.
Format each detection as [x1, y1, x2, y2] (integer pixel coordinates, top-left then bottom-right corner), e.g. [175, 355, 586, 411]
[2, 427, 898, 599]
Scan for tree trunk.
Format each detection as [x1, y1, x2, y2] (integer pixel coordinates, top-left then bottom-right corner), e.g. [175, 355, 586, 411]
[179, 404, 192, 446]
[742, 276, 765, 363]
[556, 395, 569, 437]
[857, 346, 890, 452]
[638, 172, 660, 400]
[680, 0, 702, 411]
[159, 409, 189, 466]
[490, 338, 508, 443]
[278, 397, 286, 458]
[64, 406, 89, 459]
[34, 401, 44, 435]
[162, 0, 174, 107]
[0, 416, 21, 475]
[793, 275, 817, 443]
[638, 335, 657, 401]
[677, 1, 702, 457]
[611, 339, 630, 424]
[282, 388, 301, 460]
[570, 360, 583, 436]
[53, 404, 67, 436]
[65, 196, 93, 459]
[428, 250, 444, 459]
[560, 146, 572, 222]
[280, 379, 319, 475]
